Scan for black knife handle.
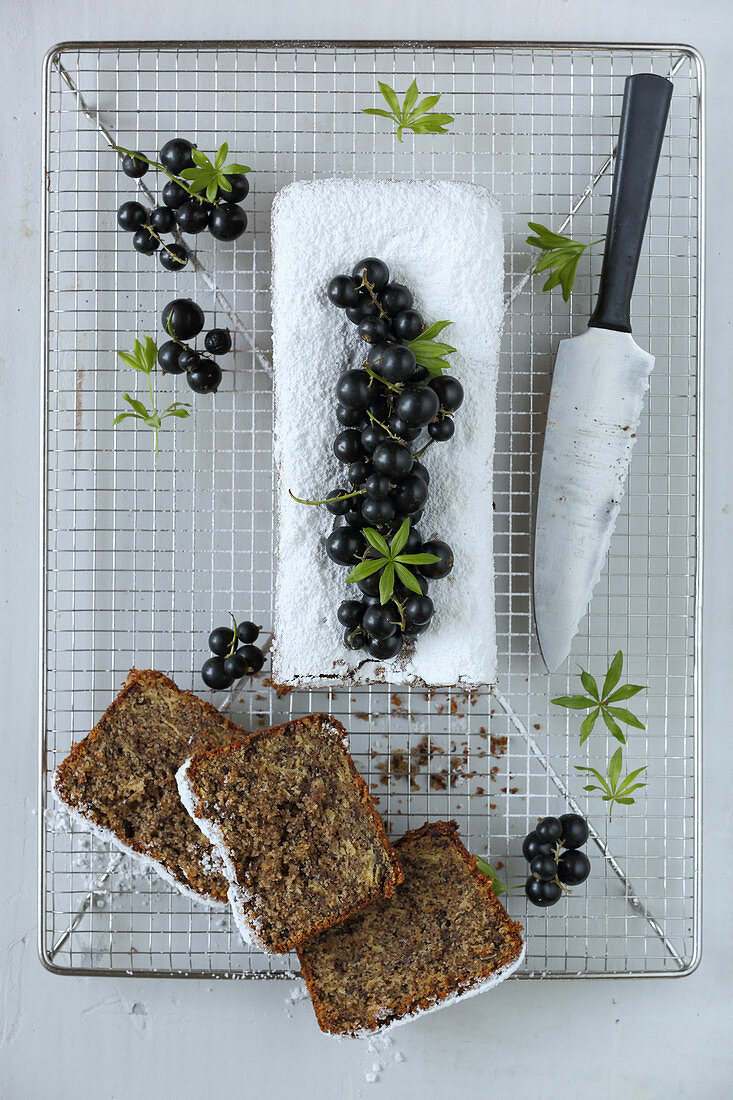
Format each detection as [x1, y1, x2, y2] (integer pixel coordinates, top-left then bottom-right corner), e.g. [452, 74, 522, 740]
[588, 73, 672, 334]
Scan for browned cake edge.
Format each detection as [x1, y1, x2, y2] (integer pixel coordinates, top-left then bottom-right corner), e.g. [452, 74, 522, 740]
[54, 668, 245, 907]
[177, 712, 403, 953]
[297, 820, 525, 1036]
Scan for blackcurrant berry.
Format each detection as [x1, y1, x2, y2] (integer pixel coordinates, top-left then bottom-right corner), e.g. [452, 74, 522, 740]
[122, 152, 149, 178]
[402, 527, 423, 553]
[187, 359, 222, 394]
[394, 384, 440, 428]
[380, 282, 413, 316]
[357, 572, 382, 598]
[236, 621, 260, 644]
[395, 573, 429, 599]
[428, 415, 455, 442]
[162, 299, 205, 341]
[157, 340, 185, 375]
[530, 853, 558, 882]
[201, 656, 232, 690]
[334, 429, 364, 464]
[178, 347, 201, 372]
[347, 460, 371, 487]
[372, 441, 413, 480]
[208, 626, 236, 655]
[149, 205, 177, 233]
[336, 369, 371, 410]
[536, 817, 564, 845]
[557, 849, 591, 886]
[344, 507, 364, 527]
[378, 344, 417, 383]
[220, 173, 249, 203]
[362, 603, 399, 639]
[344, 627, 367, 651]
[159, 137, 195, 174]
[327, 275, 361, 308]
[364, 473, 391, 500]
[390, 473, 428, 516]
[223, 651, 248, 681]
[430, 374, 464, 413]
[240, 644, 265, 674]
[420, 540, 454, 579]
[336, 404, 365, 428]
[559, 813, 589, 849]
[345, 294, 379, 325]
[204, 329, 233, 356]
[209, 204, 247, 241]
[392, 309, 424, 342]
[525, 876, 562, 907]
[117, 200, 147, 231]
[176, 200, 211, 234]
[388, 416, 421, 443]
[367, 632, 403, 660]
[159, 243, 189, 271]
[325, 526, 365, 566]
[361, 424, 390, 454]
[358, 316, 391, 344]
[521, 832, 552, 862]
[352, 257, 389, 291]
[412, 461, 430, 487]
[324, 488, 353, 516]
[361, 496, 395, 525]
[403, 594, 433, 627]
[132, 226, 160, 254]
[367, 390, 391, 420]
[337, 600, 364, 629]
[162, 179, 191, 209]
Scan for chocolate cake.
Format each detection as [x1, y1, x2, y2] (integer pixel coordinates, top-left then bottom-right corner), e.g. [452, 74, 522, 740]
[177, 713, 403, 954]
[55, 669, 242, 906]
[297, 820, 525, 1036]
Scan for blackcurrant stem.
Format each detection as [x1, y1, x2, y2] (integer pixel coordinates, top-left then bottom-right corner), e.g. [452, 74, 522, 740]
[366, 410, 399, 441]
[358, 271, 390, 321]
[226, 612, 239, 658]
[289, 488, 366, 507]
[144, 222, 186, 263]
[364, 365, 401, 394]
[413, 439, 435, 459]
[114, 145, 215, 207]
[165, 318, 190, 350]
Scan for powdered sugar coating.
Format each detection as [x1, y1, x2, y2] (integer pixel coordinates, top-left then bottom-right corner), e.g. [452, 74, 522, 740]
[271, 178, 502, 688]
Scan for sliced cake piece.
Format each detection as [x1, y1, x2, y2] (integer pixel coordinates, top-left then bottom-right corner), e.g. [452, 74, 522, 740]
[297, 820, 525, 1036]
[271, 178, 503, 688]
[55, 669, 242, 906]
[177, 713, 402, 954]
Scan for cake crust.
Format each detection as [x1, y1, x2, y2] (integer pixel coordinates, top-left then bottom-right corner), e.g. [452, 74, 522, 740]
[55, 668, 244, 905]
[297, 820, 525, 1036]
[178, 713, 403, 954]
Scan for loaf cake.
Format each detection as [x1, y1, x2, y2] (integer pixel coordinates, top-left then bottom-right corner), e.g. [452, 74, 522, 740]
[177, 713, 403, 953]
[55, 669, 243, 906]
[297, 820, 524, 1036]
[271, 178, 502, 688]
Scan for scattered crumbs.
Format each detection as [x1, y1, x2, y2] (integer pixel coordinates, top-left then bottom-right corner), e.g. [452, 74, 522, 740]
[436, 704, 445, 714]
[430, 773, 448, 790]
[508, 787, 519, 795]
[356, 712, 370, 721]
[476, 786, 485, 795]
[489, 765, 500, 781]
[534, 723, 541, 730]
[490, 734, 507, 757]
[351, 697, 357, 703]
[496, 860, 504, 870]
[370, 749, 377, 759]
[261, 678, 293, 698]
[409, 778, 420, 791]
[372, 796, 381, 805]
[490, 803, 497, 810]
[391, 693, 405, 713]
[254, 693, 266, 701]
[479, 726, 487, 738]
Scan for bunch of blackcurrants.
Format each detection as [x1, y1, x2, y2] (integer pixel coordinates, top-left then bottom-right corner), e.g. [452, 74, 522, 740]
[116, 137, 250, 271]
[522, 814, 591, 907]
[201, 619, 266, 690]
[157, 299, 231, 394]
[315, 257, 462, 660]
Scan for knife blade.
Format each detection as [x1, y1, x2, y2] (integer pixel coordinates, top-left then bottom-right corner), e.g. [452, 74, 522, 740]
[533, 72, 673, 673]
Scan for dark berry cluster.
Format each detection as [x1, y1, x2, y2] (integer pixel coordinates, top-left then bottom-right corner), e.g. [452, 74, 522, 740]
[157, 299, 232, 394]
[201, 619, 265, 690]
[317, 257, 462, 661]
[116, 137, 250, 271]
[522, 814, 591, 907]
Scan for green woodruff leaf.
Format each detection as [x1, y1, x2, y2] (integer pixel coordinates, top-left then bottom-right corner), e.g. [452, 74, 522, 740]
[526, 221, 604, 302]
[114, 336, 191, 459]
[346, 519, 440, 605]
[362, 80, 454, 142]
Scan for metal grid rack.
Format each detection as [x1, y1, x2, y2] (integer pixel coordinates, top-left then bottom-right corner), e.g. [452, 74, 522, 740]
[40, 41, 703, 979]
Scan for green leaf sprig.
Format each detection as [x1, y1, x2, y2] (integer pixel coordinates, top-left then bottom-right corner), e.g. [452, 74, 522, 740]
[407, 321, 456, 378]
[346, 520, 440, 605]
[552, 650, 645, 745]
[526, 222, 604, 301]
[362, 80, 454, 142]
[114, 336, 191, 458]
[575, 748, 647, 821]
[114, 143, 250, 206]
[474, 856, 516, 896]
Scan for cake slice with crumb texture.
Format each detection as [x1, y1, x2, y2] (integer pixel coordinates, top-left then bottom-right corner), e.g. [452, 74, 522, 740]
[177, 713, 402, 954]
[297, 820, 525, 1035]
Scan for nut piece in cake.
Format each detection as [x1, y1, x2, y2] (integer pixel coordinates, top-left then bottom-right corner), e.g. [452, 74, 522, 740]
[55, 669, 244, 905]
[177, 713, 402, 954]
[297, 820, 525, 1036]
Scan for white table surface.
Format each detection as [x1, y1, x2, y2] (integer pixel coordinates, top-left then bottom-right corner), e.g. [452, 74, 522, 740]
[1, 2, 731, 1097]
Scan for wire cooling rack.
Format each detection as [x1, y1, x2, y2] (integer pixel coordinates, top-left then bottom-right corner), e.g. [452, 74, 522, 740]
[40, 41, 703, 980]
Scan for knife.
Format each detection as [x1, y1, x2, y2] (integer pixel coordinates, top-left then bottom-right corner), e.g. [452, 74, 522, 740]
[533, 72, 673, 673]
